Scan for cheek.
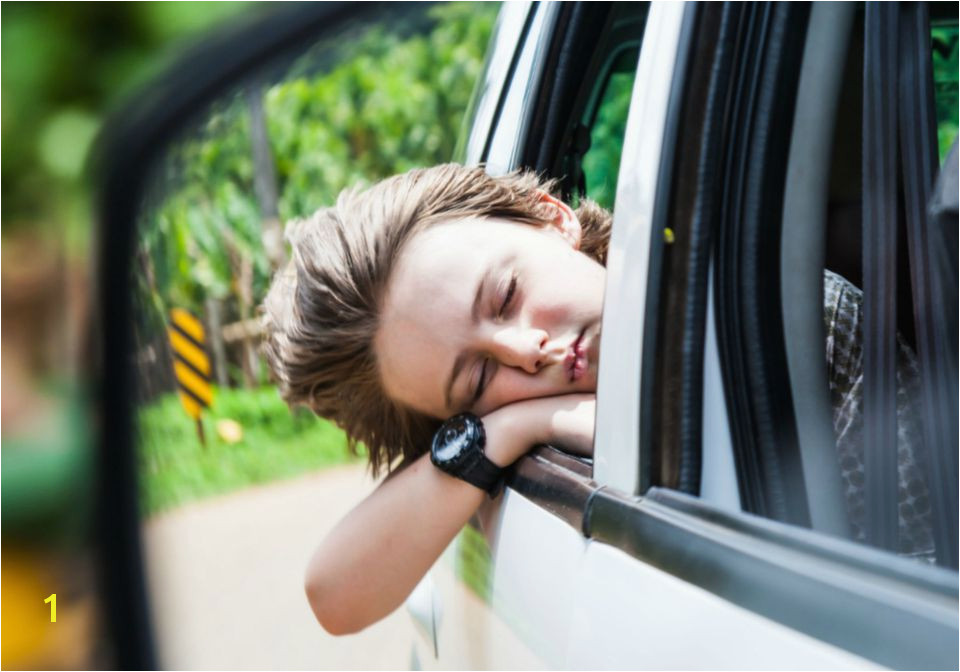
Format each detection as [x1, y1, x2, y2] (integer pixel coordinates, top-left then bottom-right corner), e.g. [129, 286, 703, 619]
[528, 257, 604, 315]
[527, 278, 599, 323]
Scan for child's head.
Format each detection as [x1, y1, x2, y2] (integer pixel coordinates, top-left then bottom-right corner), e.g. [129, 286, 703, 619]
[261, 163, 610, 474]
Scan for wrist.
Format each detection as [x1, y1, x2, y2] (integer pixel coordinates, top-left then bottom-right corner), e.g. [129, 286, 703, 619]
[480, 408, 527, 468]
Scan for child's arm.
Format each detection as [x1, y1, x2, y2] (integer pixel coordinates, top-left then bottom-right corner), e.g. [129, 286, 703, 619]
[304, 393, 595, 635]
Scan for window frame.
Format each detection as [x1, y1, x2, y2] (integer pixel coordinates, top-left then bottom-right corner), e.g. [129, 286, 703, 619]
[780, 1, 855, 538]
[591, 1, 688, 493]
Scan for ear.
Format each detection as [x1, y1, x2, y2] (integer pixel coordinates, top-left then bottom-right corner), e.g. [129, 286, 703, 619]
[537, 191, 582, 250]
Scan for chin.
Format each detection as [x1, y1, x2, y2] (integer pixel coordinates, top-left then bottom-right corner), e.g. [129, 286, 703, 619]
[569, 366, 598, 393]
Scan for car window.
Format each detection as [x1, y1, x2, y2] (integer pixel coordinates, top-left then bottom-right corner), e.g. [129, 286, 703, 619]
[642, 3, 958, 572]
[932, 19, 959, 161]
[816, 5, 958, 566]
[702, 4, 959, 567]
[487, 3, 649, 485]
[581, 49, 638, 211]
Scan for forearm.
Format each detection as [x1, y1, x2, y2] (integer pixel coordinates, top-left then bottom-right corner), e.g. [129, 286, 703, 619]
[305, 453, 484, 634]
[304, 411, 529, 635]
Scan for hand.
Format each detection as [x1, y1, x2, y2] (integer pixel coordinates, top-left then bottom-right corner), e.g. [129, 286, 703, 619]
[539, 393, 596, 457]
[481, 393, 596, 467]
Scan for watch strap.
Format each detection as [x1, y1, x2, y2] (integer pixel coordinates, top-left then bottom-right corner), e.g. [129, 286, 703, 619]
[459, 451, 504, 497]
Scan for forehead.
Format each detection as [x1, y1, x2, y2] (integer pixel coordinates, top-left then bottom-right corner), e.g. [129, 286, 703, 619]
[405, 217, 534, 258]
[387, 218, 538, 293]
[395, 220, 490, 284]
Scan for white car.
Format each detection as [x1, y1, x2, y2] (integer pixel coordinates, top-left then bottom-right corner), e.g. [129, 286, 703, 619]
[405, 2, 959, 669]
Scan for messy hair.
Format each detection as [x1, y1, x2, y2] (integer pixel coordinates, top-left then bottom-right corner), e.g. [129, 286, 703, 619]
[261, 163, 610, 476]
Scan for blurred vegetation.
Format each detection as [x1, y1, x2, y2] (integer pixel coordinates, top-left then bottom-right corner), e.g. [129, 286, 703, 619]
[455, 524, 494, 604]
[932, 23, 959, 160]
[137, 386, 359, 516]
[2, 2, 255, 253]
[582, 66, 636, 211]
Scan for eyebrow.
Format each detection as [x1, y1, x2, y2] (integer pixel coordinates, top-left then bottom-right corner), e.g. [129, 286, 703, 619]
[444, 266, 492, 412]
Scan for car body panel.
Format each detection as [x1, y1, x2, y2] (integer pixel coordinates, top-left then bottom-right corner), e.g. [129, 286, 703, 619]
[410, 519, 547, 670]
[421, 490, 881, 670]
[564, 537, 877, 671]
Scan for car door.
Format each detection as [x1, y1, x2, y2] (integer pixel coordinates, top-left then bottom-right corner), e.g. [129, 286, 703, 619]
[412, 2, 959, 669]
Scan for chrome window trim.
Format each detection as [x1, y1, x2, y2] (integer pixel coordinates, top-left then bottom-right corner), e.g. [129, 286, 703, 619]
[593, 2, 686, 493]
[485, 2, 560, 176]
[460, 1, 534, 165]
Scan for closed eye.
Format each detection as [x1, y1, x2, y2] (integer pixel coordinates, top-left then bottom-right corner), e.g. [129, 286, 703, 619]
[470, 269, 516, 407]
[499, 273, 517, 318]
[472, 358, 489, 403]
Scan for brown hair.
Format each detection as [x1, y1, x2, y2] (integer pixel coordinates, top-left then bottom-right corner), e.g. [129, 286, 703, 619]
[261, 163, 610, 476]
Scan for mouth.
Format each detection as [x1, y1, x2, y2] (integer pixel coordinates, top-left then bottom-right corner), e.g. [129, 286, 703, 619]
[565, 327, 588, 382]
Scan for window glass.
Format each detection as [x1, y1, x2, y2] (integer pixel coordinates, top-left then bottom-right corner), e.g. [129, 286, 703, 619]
[819, 9, 957, 565]
[581, 50, 638, 211]
[931, 21, 958, 161]
[702, 4, 955, 567]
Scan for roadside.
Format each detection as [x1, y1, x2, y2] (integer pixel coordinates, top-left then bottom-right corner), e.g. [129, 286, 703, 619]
[137, 387, 360, 516]
[142, 463, 413, 670]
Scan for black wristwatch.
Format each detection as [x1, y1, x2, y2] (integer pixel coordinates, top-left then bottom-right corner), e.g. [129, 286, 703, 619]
[430, 413, 504, 497]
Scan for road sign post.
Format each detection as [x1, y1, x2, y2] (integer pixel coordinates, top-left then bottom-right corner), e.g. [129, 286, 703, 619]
[168, 308, 213, 446]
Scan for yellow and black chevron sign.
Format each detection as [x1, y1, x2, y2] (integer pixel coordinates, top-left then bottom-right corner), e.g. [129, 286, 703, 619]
[168, 308, 213, 421]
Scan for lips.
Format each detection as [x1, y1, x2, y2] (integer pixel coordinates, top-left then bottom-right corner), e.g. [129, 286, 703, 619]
[566, 327, 587, 382]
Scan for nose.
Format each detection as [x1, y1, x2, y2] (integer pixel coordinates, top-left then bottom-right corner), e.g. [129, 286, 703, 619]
[489, 326, 559, 374]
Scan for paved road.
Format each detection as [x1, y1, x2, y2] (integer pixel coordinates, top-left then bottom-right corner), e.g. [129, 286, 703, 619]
[142, 464, 415, 670]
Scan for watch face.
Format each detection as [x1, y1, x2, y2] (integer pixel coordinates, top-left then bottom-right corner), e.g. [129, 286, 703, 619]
[434, 426, 470, 463]
[432, 413, 483, 467]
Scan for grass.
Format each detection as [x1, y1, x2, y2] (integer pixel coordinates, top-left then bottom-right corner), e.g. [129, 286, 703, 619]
[136, 386, 362, 516]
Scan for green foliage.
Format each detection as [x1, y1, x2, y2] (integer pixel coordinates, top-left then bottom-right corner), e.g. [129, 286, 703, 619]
[143, 97, 267, 310]
[139, 2, 499, 323]
[269, 3, 498, 217]
[582, 69, 636, 211]
[932, 23, 959, 161]
[137, 386, 360, 516]
[2, 2, 254, 249]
